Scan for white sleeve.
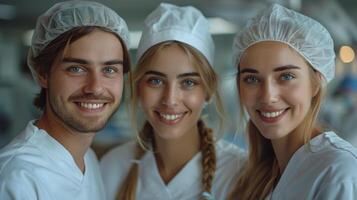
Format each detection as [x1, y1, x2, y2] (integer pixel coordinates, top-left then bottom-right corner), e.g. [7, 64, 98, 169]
[314, 180, 357, 200]
[0, 173, 38, 200]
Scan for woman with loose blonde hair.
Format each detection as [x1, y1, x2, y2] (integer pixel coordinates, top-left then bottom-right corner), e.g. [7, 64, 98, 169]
[229, 4, 357, 200]
[100, 3, 246, 200]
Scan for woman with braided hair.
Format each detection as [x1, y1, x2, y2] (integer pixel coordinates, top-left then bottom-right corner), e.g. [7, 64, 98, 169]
[100, 3, 246, 200]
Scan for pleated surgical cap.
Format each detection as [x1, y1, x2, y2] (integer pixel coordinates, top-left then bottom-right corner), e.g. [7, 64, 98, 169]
[233, 4, 335, 83]
[27, 0, 130, 84]
[137, 3, 215, 67]
[30, 0, 130, 57]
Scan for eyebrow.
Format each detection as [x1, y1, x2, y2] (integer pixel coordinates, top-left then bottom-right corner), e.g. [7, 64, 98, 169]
[177, 72, 200, 78]
[239, 65, 301, 74]
[144, 70, 166, 77]
[143, 70, 200, 78]
[62, 57, 123, 65]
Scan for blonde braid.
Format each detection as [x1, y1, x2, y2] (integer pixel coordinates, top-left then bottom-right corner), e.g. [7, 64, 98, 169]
[116, 122, 153, 200]
[198, 120, 217, 198]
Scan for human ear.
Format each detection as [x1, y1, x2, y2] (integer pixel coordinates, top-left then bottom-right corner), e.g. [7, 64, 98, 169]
[37, 70, 48, 89]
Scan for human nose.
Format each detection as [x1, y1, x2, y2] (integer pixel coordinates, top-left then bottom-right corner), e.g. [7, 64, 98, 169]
[161, 83, 180, 107]
[83, 72, 104, 95]
[260, 80, 279, 104]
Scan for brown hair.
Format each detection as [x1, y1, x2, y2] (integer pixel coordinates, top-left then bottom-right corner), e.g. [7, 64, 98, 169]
[117, 41, 225, 200]
[29, 26, 131, 110]
[229, 64, 326, 200]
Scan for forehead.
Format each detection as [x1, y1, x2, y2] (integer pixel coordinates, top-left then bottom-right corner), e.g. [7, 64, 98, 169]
[143, 44, 198, 76]
[62, 29, 124, 60]
[239, 41, 308, 71]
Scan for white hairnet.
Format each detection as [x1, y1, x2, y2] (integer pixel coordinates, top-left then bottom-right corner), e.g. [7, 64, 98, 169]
[233, 4, 335, 83]
[30, 0, 130, 58]
[137, 3, 215, 67]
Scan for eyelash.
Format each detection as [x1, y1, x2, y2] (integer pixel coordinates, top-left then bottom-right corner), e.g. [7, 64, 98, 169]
[147, 77, 163, 86]
[280, 72, 296, 81]
[181, 79, 198, 88]
[241, 72, 296, 84]
[242, 75, 260, 84]
[145, 77, 199, 89]
[103, 66, 120, 75]
[67, 66, 85, 74]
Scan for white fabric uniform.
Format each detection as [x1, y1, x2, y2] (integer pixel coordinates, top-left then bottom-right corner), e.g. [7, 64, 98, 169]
[0, 120, 105, 200]
[267, 131, 357, 200]
[100, 140, 246, 200]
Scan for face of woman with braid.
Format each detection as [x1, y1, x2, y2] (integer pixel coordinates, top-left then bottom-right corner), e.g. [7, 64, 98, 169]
[138, 43, 207, 140]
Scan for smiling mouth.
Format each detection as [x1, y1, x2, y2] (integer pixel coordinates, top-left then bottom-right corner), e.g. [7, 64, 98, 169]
[155, 111, 186, 124]
[74, 102, 107, 112]
[260, 109, 285, 118]
[79, 102, 104, 109]
[257, 108, 289, 122]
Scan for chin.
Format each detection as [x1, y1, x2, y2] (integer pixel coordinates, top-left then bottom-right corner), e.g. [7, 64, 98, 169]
[155, 129, 185, 140]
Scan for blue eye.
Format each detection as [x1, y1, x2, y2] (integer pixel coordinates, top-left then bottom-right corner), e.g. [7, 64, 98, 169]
[182, 79, 197, 88]
[147, 78, 163, 86]
[103, 66, 118, 74]
[243, 75, 260, 84]
[67, 66, 84, 73]
[281, 73, 295, 81]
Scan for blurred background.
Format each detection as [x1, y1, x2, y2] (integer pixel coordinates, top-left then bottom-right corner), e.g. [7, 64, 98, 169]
[1, 0, 357, 157]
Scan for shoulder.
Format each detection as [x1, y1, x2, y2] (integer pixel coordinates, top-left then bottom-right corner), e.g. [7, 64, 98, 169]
[100, 140, 137, 167]
[0, 135, 44, 176]
[99, 141, 138, 199]
[214, 140, 247, 178]
[0, 158, 39, 199]
[99, 140, 137, 178]
[309, 132, 357, 182]
[215, 140, 247, 167]
[211, 140, 247, 199]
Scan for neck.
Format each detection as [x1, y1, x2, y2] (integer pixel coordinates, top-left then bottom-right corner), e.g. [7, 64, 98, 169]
[154, 126, 200, 184]
[270, 128, 305, 173]
[36, 113, 95, 173]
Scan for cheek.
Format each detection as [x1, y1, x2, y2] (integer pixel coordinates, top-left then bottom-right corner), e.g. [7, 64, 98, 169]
[183, 90, 206, 110]
[283, 83, 313, 107]
[239, 86, 256, 107]
[137, 83, 160, 109]
[107, 78, 124, 93]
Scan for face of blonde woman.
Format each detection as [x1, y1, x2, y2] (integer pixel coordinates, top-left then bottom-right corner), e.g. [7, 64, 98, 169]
[238, 41, 317, 141]
[138, 44, 207, 140]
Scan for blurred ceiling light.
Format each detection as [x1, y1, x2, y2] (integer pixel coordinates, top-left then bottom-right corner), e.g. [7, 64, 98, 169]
[208, 17, 238, 35]
[0, 4, 16, 20]
[339, 45, 355, 63]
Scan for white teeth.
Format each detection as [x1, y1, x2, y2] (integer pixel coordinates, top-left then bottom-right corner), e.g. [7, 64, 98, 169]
[79, 103, 104, 109]
[159, 113, 183, 121]
[260, 110, 284, 118]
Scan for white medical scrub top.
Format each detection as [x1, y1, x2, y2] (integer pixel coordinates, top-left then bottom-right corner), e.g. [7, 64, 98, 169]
[0, 120, 105, 200]
[100, 140, 246, 200]
[268, 131, 357, 200]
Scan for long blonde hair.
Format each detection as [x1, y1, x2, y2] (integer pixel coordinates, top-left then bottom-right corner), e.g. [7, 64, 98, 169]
[229, 65, 326, 200]
[117, 41, 225, 200]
